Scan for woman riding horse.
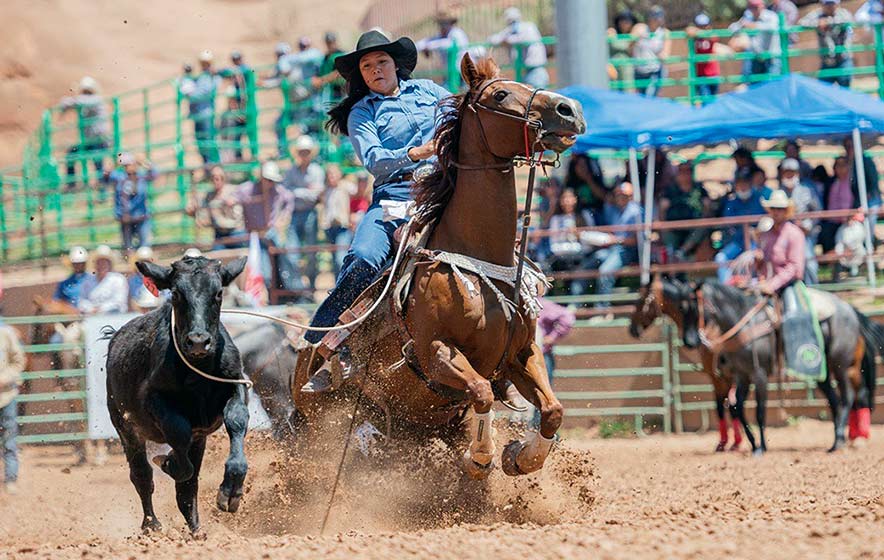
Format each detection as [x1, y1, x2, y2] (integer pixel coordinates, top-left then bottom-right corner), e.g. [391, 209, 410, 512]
[301, 31, 450, 393]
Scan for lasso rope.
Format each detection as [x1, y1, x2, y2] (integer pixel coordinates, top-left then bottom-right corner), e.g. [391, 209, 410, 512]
[170, 308, 254, 388]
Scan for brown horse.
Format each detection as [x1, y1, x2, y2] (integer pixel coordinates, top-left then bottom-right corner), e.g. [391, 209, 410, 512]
[293, 55, 585, 479]
[629, 277, 743, 451]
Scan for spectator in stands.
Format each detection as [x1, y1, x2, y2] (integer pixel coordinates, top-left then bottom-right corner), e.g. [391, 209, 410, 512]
[179, 50, 221, 165]
[608, 10, 638, 92]
[350, 171, 371, 228]
[416, 11, 470, 67]
[78, 245, 129, 315]
[312, 32, 345, 102]
[820, 156, 856, 252]
[127, 246, 163, 311]
[548, 188, 595, 295]
[565, 154, 607, 221]
[780, 158, 822, 284]
[531, 297, 575, 429]
[110, 152, 154, 251]
[799, 0, 854, 88]
[729, 0, 782, 84]
[660, 161, 711, 261]
[186, 165, 245, 249]
[638, 149, 677, 198]
[280, 37, 326, 139]
[751, 167, 772, 199]
[687, 13, 732, 102]
[0, 307, 24, 494]
[234, 161, 304, 296]
[489, 7, 549, 88]
[586, 182, 642, 306]
[632, 6, 671, 97]
[844, 136, 881, 209]
[218, 50, 251, 107]
[783, 139, 814, 183]
[811, 163, 832, 202]
[283, 135, 325, 293]
[855, 0, 884, 26]
[320, 164, 354, 279]
[770, 0, 800, 44]
[54, 246, 90, 307]
[218, 86, 248, 162]
[531, 176, 562, 264]
[262, 42, 293, 156]
[715, 167, 765, 284]
[733, 146, 763, 177]
[60, 76, 110, 190]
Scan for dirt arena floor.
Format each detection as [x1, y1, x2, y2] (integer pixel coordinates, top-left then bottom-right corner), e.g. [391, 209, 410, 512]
[1, 419, 883, 560]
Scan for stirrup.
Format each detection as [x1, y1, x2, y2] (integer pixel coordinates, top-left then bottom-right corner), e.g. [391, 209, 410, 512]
[301, 347, 352, 393]
[492, 378, 529, 412]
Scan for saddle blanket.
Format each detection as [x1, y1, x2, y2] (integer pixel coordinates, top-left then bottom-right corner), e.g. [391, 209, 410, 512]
[783, 282, 827, 382]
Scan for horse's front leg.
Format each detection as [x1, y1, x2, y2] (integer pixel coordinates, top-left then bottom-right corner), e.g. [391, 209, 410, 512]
[426, 340, 496, 480]
[217, 384, 249, 512]
[501, 342, 563, 476]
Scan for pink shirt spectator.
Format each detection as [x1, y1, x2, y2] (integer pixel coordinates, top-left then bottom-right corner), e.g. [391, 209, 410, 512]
[537, 298, 576, 354]
[759, 221, 806, 292]
[827, 177, 854, 216]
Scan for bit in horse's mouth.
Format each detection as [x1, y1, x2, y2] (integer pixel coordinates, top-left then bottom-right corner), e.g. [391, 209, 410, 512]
[544, 131, 577, 147]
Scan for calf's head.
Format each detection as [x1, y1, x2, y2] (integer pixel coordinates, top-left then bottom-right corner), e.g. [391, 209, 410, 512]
[137, 256, 247, 359]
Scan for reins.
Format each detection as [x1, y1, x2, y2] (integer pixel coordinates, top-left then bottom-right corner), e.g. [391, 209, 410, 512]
[696, 289, 769, 354]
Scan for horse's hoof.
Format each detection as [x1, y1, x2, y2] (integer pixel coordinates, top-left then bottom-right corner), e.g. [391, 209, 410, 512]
[216, 488, 242, 513]
[189, 527, 207, 541]
[461, 451, 494, 480]
[828, 442, 846, 453]
[751, 448, 764, 458]
[714, 441, 727, 453]
[141, 517, 162, 533]
[501, 439, 527, 476]
[729, 442, 742, 452]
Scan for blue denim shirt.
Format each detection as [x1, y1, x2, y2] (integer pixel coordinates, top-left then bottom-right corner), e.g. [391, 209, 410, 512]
[721, 188, 765, 249]
[112, 167, 157, 220]
[603, 200, 643, 260]
[347, 79, 450, 187]
[54, 272, 90, 306]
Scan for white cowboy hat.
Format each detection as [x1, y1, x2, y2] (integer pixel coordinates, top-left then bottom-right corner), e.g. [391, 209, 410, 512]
[261, 161, 284, 182]
[117, 152, 136, 166]
[184, 247, 203, 258]
[199, 49, 214, 63]
[293, 135, 318, 154]
[135, 246, 154, 262]
[92, 244, 116, 263]
[761, 189, 793, 210]
[79, 76, 99, 93]
[69, 246, 88, 264]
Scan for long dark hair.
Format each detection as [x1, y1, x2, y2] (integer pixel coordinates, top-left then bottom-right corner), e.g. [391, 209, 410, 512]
[326, 64, 413, 136]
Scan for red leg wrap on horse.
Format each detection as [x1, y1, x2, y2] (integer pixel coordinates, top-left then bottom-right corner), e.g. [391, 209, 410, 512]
[718, 418, 728, 444]
[857, 408, 871, 439]
[848, 409, 859, 440]
[731, 418, 743, 446]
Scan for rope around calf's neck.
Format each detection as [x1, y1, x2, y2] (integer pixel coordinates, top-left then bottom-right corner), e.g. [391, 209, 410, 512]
[170, 308, 254, 388]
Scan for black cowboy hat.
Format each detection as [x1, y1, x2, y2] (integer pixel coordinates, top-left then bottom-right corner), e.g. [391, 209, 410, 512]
[333, 30, 417, 80]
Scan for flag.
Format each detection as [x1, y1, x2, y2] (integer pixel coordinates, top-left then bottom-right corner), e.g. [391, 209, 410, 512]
[244, 232, 268, 306]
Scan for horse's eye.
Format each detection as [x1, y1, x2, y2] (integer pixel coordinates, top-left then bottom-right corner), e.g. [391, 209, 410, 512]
[493, 90, 508, 103]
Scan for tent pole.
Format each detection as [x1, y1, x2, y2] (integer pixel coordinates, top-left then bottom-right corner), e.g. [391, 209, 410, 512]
[852, 128, 876, 288]
[628, 148, 641, 204]
[641, 148, 656, 286]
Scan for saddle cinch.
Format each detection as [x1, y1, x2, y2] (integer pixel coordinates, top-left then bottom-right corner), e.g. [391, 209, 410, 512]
[702, 283, 833, 381]
[312, 221, 549, 403]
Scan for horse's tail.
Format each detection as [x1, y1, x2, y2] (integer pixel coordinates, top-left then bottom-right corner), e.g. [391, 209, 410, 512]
[855, 310, 881, 411]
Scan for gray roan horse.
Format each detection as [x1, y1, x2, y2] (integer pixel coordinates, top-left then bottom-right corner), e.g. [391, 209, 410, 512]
[104, 256, 248, 534]
[632, 277, 879, 455]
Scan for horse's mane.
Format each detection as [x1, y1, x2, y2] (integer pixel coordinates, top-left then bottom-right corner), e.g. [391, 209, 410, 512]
[412, 58, 500, 230]
[703, 280, 758, 316]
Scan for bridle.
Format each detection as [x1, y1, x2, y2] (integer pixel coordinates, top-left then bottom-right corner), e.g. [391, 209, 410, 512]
[454, 78, 560, 172]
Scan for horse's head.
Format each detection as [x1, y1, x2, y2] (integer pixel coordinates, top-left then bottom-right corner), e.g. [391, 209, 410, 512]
[630, 275, 701, 349]
[460, 54, 586, 159]
[138, 255, 246, 360]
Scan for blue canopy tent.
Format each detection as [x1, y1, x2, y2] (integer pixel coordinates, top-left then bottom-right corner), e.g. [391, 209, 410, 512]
[641, 75, 884, 286]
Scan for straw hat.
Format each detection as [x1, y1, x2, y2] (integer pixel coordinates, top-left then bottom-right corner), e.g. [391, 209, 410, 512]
[261, 161, 283, 182]
[92, 244, 116, 264]
[134, 246, 154, 263]
[761, 189, 793, 210]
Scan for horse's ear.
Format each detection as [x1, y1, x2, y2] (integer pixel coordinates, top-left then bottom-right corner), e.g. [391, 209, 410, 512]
[220, 256, 247, 287]
[477, 56, 501, 79]
[137, 261, 173, 290]
[461, 53, 482, 89]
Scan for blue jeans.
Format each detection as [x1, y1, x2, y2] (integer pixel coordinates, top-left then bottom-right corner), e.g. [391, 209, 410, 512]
[821, 58, 852, 88]
[66, 139, 108, 188]
[524, 67, 550, 89]
[585, 245, 636, 307]
[193, 117, 219, 164]
[804, 236, 819, 285]
[121, 218, 151, 250]
[325, 226, 353, 280]
[635, 67, 665, 97]
[261, 227, 307, 293]
[305, 183, 410, 344]
[695, 82, 719, 102]
[715, 240, 745, 284]
[741, 56, 782, 84]
[289, 209, 318, 290]
[0, 400, 18, 483]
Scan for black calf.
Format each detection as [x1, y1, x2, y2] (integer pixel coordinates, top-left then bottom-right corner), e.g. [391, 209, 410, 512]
[105, 256, 247, 534]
